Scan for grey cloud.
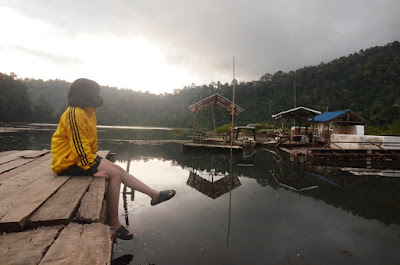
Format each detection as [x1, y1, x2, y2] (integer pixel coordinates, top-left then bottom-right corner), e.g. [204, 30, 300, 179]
[7, 45, 84, 65]
[2, 0, 400, 86]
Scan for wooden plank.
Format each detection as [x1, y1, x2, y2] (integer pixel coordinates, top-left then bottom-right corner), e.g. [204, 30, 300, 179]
[0, 226, 62, 265]
[0, 153, 52, 183]
[0, 158, 53, 203]
[0, 157, 37, 174]
[75, 177, 106, 223]
[184, 143, 242, 149]
[0, 150, 19, 157]
[0, 150, 49, 174]
[0, 174, 70, 232]
[74, 150, 110, 223]
[97, 150, 110, 158]
[21, 149, 50, 158]
[100, 199, 108, 224]
[29, 176, 94, 227]
[0, 150, 33, 165]
[39, 223, 112, 265]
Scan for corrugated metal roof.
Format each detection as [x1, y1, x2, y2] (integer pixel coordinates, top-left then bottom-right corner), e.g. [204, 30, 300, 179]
[272, 106, 321, 119]
[309, 109, 350, 122]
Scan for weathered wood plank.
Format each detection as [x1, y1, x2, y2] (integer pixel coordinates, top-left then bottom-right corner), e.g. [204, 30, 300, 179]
[0, 174, 70, 232]
[74, 150, 110, 223]
[0, 150, 49, 174]
[0, 150, 33, 165]
[0, 150, 19, 158]
[0, 226, 62, 265]
[0, 158, 53, 203]
[75, 177, 106, 223]
[0, 150, 109, 231]
[100, 199, 108, 224]
[97, 150, 110, 158]
[0, 153, 52, 183]
[21, 149, 50, 158]
[39, 223, 112, 265]
[0, 157, 37, 174]
[29, 176, 94, 227]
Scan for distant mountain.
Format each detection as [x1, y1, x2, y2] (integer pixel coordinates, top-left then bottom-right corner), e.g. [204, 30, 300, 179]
[1, 41, 399, 135]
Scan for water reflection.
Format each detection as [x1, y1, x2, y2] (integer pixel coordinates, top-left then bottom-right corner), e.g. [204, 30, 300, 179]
[2, 124, 400, 265]
[108, 140, 400, 227]
[187, 171, 241, 200]
[268, 148, 400, 225]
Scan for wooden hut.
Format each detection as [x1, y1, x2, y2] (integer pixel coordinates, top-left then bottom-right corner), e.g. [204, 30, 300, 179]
[272, 106, 321, 142]
[309, 109, 367, 144]
[188, 93, 244, 143]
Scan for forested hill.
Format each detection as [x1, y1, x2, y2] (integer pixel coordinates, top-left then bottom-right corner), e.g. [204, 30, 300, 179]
[1, 41, 400, 134]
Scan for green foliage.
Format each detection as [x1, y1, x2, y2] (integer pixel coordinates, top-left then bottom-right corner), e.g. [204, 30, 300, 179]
[32, 94, 55, 122]
[170, 128, 186, 136]
[0, 72, 32, 122]
[254, 122, 272, 130]
[216, 124, 231, 133]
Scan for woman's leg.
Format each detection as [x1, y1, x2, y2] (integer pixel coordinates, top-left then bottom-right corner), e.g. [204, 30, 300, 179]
[97, 158, 160, 199]
[93, 160, 123, 230]
[93, 159, 174, 230]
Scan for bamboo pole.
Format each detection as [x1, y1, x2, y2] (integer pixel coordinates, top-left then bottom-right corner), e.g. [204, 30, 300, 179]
[230, 56, 236, 149]
[212, 103, 217, 136]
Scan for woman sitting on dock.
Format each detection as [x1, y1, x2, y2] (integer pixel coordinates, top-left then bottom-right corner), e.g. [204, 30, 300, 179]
[51, 78, 175, 240]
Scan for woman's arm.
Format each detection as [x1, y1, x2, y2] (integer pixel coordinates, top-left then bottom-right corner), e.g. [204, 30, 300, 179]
[67, 107, 97, 171]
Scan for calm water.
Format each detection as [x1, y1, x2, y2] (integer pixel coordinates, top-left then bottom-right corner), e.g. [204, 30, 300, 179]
[1, 124, 400, 265]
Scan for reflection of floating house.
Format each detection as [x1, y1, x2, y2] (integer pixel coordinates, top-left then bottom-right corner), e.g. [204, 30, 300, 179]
[270, 168, 318, 192]
[187, 171, 241, 199]
[306, 165, 366, 190]
[270, 157, 319, 192]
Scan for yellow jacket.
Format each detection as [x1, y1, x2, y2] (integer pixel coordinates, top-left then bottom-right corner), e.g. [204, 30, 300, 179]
[51, 106, 98, 174]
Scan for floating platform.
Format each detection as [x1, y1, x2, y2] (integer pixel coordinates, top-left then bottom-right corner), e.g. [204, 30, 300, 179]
[183, 142, 242, 151]
[274, 144, 400, 169]
[307, 148, 400, 169]
[0, 150, 113, 265]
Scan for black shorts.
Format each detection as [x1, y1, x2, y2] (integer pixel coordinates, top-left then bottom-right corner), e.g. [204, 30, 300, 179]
[58, 156, 103, 176]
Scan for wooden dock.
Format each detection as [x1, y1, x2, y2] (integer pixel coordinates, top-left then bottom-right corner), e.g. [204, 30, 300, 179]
[274, 144, 400, 169]
[183, 142, 242, 151]
[0, 150, 113, 265]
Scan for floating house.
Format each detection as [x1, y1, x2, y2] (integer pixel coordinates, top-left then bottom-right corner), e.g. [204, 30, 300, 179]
[309, 109, 400, 150]
[272, 106, 321, 142]
[309, 109, 367, 144]
[184, 93, 245, 151]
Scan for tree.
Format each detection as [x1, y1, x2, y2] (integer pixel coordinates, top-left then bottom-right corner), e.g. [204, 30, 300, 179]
[32, 94, 55, 122]
[0, 72, 32, 122]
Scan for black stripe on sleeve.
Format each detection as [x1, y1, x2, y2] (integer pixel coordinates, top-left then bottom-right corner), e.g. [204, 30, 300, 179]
[69, 107, 89, 165]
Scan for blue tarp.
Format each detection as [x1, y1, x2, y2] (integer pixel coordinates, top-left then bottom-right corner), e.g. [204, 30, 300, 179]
[307, 109, 350, 122]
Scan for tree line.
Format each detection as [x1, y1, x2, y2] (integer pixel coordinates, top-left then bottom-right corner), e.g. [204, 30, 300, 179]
[1, 41, 399, 135]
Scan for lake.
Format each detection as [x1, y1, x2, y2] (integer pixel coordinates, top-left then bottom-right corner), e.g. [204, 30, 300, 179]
[1, 124, 399, 265]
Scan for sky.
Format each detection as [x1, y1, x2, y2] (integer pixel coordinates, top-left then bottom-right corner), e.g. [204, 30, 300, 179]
[0, 0, 399, 94]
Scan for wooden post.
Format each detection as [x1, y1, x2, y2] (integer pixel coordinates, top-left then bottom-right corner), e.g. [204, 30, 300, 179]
[230, 56, 236, 149]
[212, 102, 217, 136]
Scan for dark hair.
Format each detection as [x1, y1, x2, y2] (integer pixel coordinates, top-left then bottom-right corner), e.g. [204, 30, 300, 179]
[68, 78, 102, 108]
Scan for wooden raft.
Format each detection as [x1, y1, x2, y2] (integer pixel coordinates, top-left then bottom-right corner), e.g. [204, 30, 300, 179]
[0, 150, 113, 265]
[183, 142, 242, 151]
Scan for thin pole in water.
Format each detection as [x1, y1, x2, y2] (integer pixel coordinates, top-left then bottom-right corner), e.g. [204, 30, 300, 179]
[230, 56, 236, 149]
[227, 56, 235, 246]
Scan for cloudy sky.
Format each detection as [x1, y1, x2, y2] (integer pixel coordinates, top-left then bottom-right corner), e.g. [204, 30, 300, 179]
[0, 0, 399, 94]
